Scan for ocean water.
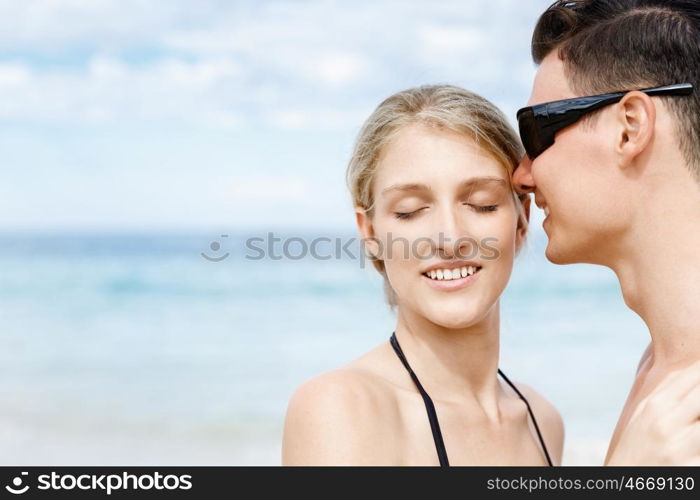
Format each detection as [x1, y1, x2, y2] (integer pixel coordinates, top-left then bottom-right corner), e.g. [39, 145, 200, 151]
[0, 230, 648, 465]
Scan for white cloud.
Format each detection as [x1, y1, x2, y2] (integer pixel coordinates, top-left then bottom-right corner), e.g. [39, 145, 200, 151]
[0, 0, 193, 49]
[89, 57, 128, 80]
[0, 0, 556, 229]
[269, 110, 307, 130]
[303, 52, 371, 86]
[0, 63, 31, 86]
[418, 25, 483, 52]
[267, 108, 370, 131]
[0, 56, 247, 127]
[0, 0, 552, 131]
[150, 58, 241, 86]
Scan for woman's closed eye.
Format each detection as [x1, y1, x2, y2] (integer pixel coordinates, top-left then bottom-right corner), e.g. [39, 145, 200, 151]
[393, 208, 426, 220]
[393, 204, 498, 220]
[466, 203, 499, 213]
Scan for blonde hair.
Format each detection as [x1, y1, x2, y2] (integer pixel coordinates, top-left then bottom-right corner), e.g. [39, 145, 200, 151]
[345, 84, 528, 308]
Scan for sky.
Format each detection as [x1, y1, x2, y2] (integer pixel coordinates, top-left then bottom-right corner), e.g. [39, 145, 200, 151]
[0, 0, 553, 232]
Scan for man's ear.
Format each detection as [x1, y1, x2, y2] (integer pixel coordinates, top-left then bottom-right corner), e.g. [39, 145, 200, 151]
[515, 194, 531, 251]
[355, 206, 380, 258]
[616, 91, 656, 168]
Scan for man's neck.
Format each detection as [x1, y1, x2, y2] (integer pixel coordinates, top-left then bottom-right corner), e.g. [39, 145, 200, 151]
[610, 175, 700, 371]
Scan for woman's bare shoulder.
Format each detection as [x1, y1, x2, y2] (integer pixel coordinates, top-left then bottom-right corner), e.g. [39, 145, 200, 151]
[281, 349, 401, 465]
[509, 380, 565, 466]
[286, 367, 389, 415]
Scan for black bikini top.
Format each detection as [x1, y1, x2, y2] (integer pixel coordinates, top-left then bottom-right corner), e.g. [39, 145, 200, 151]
[389, 331, 553, 466]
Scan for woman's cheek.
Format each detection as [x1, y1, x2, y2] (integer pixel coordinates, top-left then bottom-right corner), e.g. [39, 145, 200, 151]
[481, 229, 517, 272]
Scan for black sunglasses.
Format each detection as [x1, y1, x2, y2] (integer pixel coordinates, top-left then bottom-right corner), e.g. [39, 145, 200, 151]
[516, 82, 694, 160]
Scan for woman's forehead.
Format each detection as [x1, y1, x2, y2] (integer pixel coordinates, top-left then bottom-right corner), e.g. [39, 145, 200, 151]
[374, 127, 509, 189]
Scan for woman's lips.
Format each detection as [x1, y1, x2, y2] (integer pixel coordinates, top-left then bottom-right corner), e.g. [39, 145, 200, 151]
[421, 267, 482, 291]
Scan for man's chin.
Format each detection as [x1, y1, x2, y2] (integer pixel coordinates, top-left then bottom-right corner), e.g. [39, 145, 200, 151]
[544, 240, 577, 265]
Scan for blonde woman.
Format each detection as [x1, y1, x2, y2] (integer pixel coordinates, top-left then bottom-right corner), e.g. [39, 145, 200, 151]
[281, 85, 564, 466]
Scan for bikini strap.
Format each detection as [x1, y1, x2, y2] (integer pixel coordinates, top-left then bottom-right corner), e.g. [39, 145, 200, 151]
[389, 331, 554, 467]
[389, 331, 450, 466]
[497, 368, 554, 466]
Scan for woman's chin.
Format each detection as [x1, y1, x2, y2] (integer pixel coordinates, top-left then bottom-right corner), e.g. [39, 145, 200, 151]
[433, 318, 475, 330]
[423, 303, 482, 329]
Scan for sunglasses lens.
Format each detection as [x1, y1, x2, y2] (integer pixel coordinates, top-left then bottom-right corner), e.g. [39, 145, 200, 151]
[517, 109, 542, 159]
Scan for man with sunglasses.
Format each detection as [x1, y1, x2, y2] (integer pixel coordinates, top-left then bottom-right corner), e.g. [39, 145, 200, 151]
[512, 0, 700, 465]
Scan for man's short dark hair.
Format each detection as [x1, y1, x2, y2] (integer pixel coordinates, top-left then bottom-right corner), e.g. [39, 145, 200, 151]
[532, 0, 700, 180]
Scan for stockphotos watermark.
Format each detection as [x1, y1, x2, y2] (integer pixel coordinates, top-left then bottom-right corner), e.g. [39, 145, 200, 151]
[4, 470, 192, 495]
[200, 232, 501, 267]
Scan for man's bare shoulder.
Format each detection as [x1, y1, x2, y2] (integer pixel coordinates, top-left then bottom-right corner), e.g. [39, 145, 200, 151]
[281, 367, 398, 465]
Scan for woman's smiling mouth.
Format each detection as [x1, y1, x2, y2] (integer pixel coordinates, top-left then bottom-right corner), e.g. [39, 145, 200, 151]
[421, 263, 482, 291]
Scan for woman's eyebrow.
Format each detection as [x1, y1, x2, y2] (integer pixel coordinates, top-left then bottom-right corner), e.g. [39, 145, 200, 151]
[380, 177, 507, 197]
[380, 183, 431, 197]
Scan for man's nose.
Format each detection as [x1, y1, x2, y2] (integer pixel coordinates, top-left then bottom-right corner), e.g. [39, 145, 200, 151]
[512, 155, 536, 195]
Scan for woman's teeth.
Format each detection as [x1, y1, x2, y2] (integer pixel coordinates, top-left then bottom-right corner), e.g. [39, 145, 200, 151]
[424, 266, 480, 281]
[544, 206, 550, 217]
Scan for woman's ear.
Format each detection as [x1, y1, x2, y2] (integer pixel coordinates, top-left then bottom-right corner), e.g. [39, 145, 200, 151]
[515, 194, 531, 251]
[355, 205, 380, 259]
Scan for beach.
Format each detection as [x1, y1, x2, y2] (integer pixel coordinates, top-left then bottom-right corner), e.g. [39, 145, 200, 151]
[0, 230, 647, 465]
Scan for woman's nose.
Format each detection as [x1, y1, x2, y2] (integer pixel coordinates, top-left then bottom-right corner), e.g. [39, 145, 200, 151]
[431, 207, 473, 259]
